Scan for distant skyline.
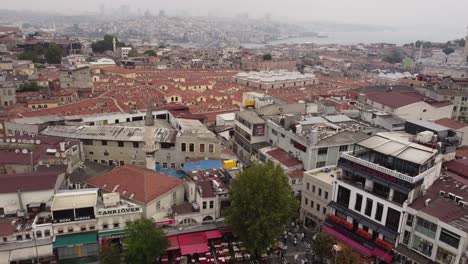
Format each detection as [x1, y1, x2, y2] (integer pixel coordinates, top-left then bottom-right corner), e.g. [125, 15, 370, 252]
[3, 0, 468, 43]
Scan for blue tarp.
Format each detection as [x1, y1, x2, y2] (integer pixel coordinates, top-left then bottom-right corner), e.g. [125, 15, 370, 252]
[155, 164, 186, 179]
[183, 160, 223, 173]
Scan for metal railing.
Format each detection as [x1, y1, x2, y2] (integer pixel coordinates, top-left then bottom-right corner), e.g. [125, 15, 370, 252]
[340, 152, 436, 184]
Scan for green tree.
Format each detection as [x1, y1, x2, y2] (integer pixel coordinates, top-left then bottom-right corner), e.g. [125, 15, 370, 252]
[18, 82, 42, 92]
[312, 232, 336, 263]
[92, 34, 126, 53]
[99, 241, 121, 264]
[443, 47, 455, 55]
[128, 49, 137, 57]
[383, 48, 404, 64]
[123, 218, 168, 264]
[263, 53, 272, 61]
[144, 50, 157, 56]
[336, 244, 362, 264]
[225, 161, 298, 256]
[45, 43, 63, 64]
[18, 50, 39, 63]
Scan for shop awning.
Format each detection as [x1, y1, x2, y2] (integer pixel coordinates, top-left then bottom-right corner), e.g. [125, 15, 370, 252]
[53, 233, 97, 248]
[178, 232, 209, 255]
[205, 230, 222, 240]
[98, 229, 126, 239]
[323, 225, 373, 257]
[167, 236, 179, 251]
[373, 248, 393, 263]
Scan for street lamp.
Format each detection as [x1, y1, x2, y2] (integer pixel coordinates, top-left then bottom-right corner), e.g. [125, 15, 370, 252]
[332, 244, 341, 264]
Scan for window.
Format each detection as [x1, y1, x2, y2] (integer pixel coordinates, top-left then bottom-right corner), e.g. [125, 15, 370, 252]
[439, 228, 460, 249]
[365, 198, 373, 216]
[58, 229, 64, 234]
[89, 151, 94, 155]
[318, 147, 328, 155]
[316, 204, 320, 211]
[16, 235, 22, 241]
[163, 162, 167, 168]
[36, 231, 42, 238]
[403, 230, 410, 245]
[305, 198, 308, 205]
[406, 214, 414, 227]
[171, 163, 176, 168]
[306, 183, 310, 190]
[210, 201, 214, 209]
[203, 201, 207, 209]
[337, 186, 351, 208]
[310, 201, 314, 208]
[68, 227, 73, 233]
[322, 207, 326, 214]
[102, 140, 107, 146]
[375, 203, 383, 221]
[209, 144, 214, 153]
[118, 141, 124, 147]
[339, 145, 348, 152]
[103, 224, 108, 229]
[114, 223, 119, 228]
[316, 161, 326, 168]
[312, 185, 316, 193]
[80, 226, 86, 231]
[385, 208, 401, 231]
[324, 191, 329, 200]
[83, 139, 93, 145]
[156, 201, 161, 211]
[133, 142, 139, 148]
[318, 188, 322, 196]
[26, 234, 31, 239]
[172, 191, 177, 205]
[89, 226, 95, 230]
[200, 144, 205, 153]
[44, 230, 51, 237]
[189, 143, 195, 152]
[412, 235, 433, 257]
[181, 143, 186, 152]
[2, 237, 6, 242]
[462, 96, 468, 102]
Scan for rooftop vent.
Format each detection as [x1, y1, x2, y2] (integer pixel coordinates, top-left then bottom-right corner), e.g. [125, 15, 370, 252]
[439, 191, 445, 197]
[425, 198, 431, 206]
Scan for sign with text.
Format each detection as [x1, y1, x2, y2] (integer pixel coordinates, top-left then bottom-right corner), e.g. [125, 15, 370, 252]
[97, 207, 142, 216]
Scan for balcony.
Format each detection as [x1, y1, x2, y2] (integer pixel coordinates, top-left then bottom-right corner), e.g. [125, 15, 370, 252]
[340, 152, 436, 184]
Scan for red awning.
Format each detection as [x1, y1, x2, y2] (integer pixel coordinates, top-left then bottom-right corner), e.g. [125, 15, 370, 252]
[178, 232, 209, 255]
[167, 236, 179, 251]
[323, 225, 373, 256]
[205, 230, 222, 240]
[373, 248, 393, 263]
[180, 244, 209, 255]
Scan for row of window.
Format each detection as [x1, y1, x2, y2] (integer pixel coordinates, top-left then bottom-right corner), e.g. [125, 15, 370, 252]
[3, 229, 52, 242]
[407, 215, 461, 249]
[304, 198, 327, 215]
[83, 140, 140, 148]
[181, 143, 215, 153]
[305, 183, 329, 200]
[202, 201, 215, 210]
[156, 191, 178, 211]
[57, 225, 95, 234]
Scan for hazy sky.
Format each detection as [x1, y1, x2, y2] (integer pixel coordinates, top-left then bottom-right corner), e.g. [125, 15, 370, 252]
[4, 0, 468, 37]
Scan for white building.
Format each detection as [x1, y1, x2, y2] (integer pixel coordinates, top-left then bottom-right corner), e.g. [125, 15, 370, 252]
[234, 70, 319, 89]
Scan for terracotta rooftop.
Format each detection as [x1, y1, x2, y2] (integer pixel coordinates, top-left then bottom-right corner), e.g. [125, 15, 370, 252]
[86, 165, 184, 204]
[266, 148, 302, 168]
[0, 171, 61, 193]
[435, 118, 468, 130]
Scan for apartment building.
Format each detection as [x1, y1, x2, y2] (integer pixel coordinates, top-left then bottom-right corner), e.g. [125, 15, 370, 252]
[326, 133, 441, 264]
[0, 82, 15, 108]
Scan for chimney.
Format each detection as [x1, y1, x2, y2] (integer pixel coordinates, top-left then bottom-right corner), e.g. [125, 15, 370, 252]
[309, 129, 318, 145]
[60, 142, 66, 152]
[17, 188, 25, 213]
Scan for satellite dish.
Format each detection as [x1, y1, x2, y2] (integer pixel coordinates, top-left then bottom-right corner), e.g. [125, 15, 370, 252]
[17, 139, 22, 143]
[61, 152, 66, 158]
[14, 149, 20, 153]
[55, 152, 60, 158]
[11, 138, 16, 143]
[38, 160, 43, 165]
[63, 159, 68, 165]
[6, 139, 11, 143]
[22, 149, 28, 154]
[35, 140, 41, 145]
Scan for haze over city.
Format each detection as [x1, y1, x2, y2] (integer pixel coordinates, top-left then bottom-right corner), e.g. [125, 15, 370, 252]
[0, 1, 468, 264]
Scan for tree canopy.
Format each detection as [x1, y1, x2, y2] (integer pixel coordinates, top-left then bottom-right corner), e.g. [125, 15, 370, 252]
[18, 82, 43, 92]
[382, 48, 404, 64]
[99, 241, 121, 264]
[262, 53, 272, 61]
[91, 34, 126, 53]
[18, 50, 40, 63]
[45, 43, 63, 64]
[312, 232, 336, 263]
[123, 218, 168, 264]
[225, 161, 298, 256]
[443, 47, 455, 55]
[144, 50, 157, 56]
[336, 244, 361, 264]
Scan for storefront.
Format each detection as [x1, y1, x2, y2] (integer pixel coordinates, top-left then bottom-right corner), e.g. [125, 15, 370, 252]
[53, 232, 98, 260]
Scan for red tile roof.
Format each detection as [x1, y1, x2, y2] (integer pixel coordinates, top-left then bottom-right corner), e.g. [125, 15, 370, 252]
[0, 220, 16, 237]
[365, 91, 422, 108]
[444, 159, 468, 179]
[288, 170, 304, 179]
[86, 165, 184, 204]
[0, 171, 60, 193]
[435, 118, 468, 130]
[266, 148, 302, 168]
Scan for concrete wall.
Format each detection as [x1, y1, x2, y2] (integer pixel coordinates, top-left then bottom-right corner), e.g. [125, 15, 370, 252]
[147, 185, 185, 220]
[0, 190, 55, 215]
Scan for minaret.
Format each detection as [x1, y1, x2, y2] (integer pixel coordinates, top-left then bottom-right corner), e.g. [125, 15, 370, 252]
[112, 37, 117, 53]
[144, 103, 158, 170]
[464, 26, 468, 63]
